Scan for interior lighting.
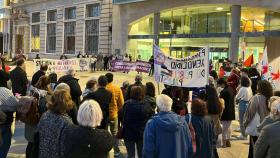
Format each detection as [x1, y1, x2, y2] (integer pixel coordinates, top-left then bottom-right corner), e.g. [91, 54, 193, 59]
[216, 7, 224, 11]
[241, 17, 248, 21]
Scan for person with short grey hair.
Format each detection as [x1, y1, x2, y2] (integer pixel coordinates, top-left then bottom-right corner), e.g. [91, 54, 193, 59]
[143, 94, 193, 158]
[255, 97, 280, 158]
[62, 100, 113, 158]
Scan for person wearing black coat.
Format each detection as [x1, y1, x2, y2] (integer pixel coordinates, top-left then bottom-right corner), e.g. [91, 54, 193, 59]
[83, 75, 112, 129]
[57, 69, 82, 106]
[31, 64, 48, 86]
[123, 86, 150, 158]
[125, 75, 145, 100]
[217, 78, 235, 147]
[62, 100, 113, 158]
[10, 58, 28, 96]
[0, 59, 10, 88]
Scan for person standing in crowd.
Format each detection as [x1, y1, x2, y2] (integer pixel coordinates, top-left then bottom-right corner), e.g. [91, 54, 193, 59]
[38, 90, 74, 158]
[105, 73, 124, 157]
[90, 55, 97, 72]
[96, 54, 103, 71]
[0, 59, 10, 88]
[83, 75, 112, 129]
[254, 97, 280, 158]
[104, 55, 109, 71]
[49, 73, 58, 91]
[217, 78, 235, 148]
[235, 76, 253, 139]
[10, 58, 28, 96]
[227, 68, 240, 95]
[82, 77, 98, 97]
[0, 87, 19, 158]
[125, 75, 145, 100]
[60, 54, 68, 59]
[244, 80, 273, 158]
[35, 54, 40, 59]
[57, 68, 82, 106]
[148, 55, 154, 76]
[205, 85, 224, 158]
[25, 75, 52, 158]
[143, 82, 156, 118]
[122, 86, 150, 158]
[249, 67, 261, 95]
[55, 83, 78, 124]
[31, 64, 48, 86]
[186, 99, 215, 158]
[171, 87, 188, 116]
[161, 84, 172, 97]
[257, 97, 280, 132]
[121, 81, 130, 99]
[143, 94, 193, 158]
[62, 100, 113, 158]
[77, 51, 82, 58]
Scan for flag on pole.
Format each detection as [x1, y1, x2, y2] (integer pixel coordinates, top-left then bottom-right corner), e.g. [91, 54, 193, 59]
[258, 46, 270, 80]
[271, 70, 280, 80]
[243, 54, 254, 67]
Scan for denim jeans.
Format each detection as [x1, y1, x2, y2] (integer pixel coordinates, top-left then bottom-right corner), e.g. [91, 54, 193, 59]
[124, 139, 143, 158]
[110, 117, 120, 153]
[0, 125, 12, 158]
[239, 100, 249, 137]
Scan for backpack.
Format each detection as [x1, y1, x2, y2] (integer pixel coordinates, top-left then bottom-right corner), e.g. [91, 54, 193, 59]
[17, 96, 40, 124]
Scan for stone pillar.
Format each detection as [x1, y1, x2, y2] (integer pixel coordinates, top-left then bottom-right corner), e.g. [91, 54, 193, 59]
[229, 5, 241, 63]
[153, 12, 160, 46]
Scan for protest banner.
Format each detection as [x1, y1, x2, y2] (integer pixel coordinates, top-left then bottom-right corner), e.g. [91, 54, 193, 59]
[34, 58, 90, 73]
[154, 45, 209, 87]
[111, 60, 151, 73]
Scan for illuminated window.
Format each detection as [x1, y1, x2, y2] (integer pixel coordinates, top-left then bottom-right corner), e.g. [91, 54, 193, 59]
[31, 25, 40, 52]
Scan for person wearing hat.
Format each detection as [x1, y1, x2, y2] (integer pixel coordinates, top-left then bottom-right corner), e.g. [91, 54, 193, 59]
[125, 75, 145, 100]
[57, 68, 82, 106]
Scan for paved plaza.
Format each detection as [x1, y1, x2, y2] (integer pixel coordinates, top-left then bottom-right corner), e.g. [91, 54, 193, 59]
[6, 61, 249, 158]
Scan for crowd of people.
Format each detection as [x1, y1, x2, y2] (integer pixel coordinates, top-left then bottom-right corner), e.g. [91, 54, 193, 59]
[0, 55, 280, 158]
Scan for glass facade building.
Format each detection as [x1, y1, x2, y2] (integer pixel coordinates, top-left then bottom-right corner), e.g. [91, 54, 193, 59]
[126, 5, 280, 64]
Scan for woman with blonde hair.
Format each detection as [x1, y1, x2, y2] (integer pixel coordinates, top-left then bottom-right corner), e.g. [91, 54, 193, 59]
[62, 100, 113, 158]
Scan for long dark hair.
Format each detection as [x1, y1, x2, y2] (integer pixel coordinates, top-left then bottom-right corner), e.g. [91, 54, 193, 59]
[257, 80, 273, 110]
[205, 85, 223, 114]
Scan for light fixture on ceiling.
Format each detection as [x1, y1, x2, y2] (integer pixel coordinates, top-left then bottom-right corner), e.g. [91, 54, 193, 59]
[241, 17, 248, 21]
[216, 7, 224, 11]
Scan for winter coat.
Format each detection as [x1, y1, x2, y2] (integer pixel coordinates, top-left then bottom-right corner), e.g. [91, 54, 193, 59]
[143, 95, 156, 119]
[38, 111, 73, 158]
[186, 115, 215, 158]
[0, 69, 10, 88]
[10, 66, 28, 96]
[31, 70, 46, 86]
[123, 99, 150, 141]
[0, 87, 19, 112]
[255, 120, 280, 158]
[62, 126, 113, 158]
[106, 83, 124, 119]
[125, 82, 145, 100]
[58, 75, 82, 106]
[143, 112, 193, 158]
[83, 87, 112, 129]
[220, 86, 235, 121]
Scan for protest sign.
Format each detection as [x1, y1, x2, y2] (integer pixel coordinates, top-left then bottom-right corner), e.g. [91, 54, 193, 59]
[34, 58, 90, 73]
[111, 60, 151, 73]
[154, 45, 209, 87]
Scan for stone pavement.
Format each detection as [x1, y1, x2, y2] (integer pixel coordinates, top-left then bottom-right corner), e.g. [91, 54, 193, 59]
[6, 61, 249, 158]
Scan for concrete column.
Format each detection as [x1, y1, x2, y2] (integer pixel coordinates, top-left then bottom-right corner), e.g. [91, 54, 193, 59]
[229, 5, 241, 63]
[153, 12, 160, 46]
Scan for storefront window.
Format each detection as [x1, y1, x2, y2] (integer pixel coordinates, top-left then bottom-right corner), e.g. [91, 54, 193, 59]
[265, 12, 280, 31]
[128, 15, 153, 35]
[127, 39, 153, 61]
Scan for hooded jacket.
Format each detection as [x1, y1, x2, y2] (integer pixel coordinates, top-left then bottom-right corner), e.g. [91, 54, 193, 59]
[143, 112, 193, 158]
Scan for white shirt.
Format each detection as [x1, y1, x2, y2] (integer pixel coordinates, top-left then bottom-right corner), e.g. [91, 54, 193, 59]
[236, 87, 253, 102]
